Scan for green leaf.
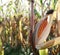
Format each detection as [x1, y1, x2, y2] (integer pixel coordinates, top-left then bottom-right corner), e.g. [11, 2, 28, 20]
[13, 7, 17, 13]
[34, 9, 41, 18]
[54, 0, 57, 9]
[39, 49, 48, 55]
[0, 6, 2, 11]
[40, 0, 43, 5]
[7, 1, 12, 7]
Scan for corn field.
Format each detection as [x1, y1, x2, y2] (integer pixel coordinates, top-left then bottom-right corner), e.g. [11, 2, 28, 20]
[0, 0, 60, 55]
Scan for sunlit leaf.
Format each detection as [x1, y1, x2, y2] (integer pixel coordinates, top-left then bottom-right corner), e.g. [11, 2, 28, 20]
[0, 6, 2, 11]
[34, 9, 41, 18]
